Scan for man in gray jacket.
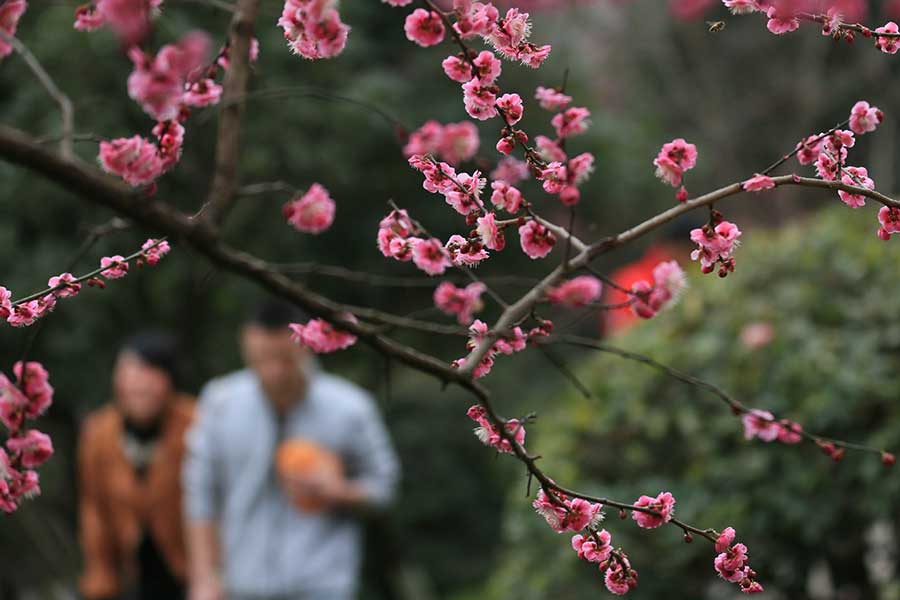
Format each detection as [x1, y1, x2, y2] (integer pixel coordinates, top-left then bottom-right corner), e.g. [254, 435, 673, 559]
[183, 301, 400, 600]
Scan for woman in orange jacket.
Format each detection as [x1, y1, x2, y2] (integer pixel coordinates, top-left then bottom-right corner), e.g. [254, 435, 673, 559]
[78, 332, 194, 600]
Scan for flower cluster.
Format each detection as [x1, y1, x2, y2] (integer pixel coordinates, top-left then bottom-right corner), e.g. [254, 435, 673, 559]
[690, 213, 742, 276]
[282, 183, 336, 234]
[714, 527, 764, 594]
[533, 488, 604, 532]
[289, 315, 358, 353]
[629, 260, 687, 319]
[97, 31, 257, 188]
[278, 0, 350, 60]
[742, 409, 803, 444]
[631, 491, 676, 529]
[0, 240, 169, 329]
[530, 91, 595, 205]
[466, 404, 525, 453]
[403, 120, 480, 165]
[452, 318, 530, 377]
[434, 281, 486, 324]
[0, 361, 55, 513]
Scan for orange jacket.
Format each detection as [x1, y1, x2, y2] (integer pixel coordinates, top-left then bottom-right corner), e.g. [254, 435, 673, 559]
[77, 395, 195, 599]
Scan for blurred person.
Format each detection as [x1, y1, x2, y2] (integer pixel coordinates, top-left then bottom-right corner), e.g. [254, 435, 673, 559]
[78, 332, 195, 600]
[183, 300, 400, 600]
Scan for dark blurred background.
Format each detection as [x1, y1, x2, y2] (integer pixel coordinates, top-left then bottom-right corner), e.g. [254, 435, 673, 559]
[1, 0, 899, 598]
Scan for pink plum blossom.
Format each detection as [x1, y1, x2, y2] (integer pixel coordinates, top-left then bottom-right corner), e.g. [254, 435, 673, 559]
[433, 282, 486, 324]
[6, 430, 53, 468]
[653, 138, 698, 187]
[742, 173, 776, 192]
[100, 255, 129, 279]
[546, 276, 602, 307]
[519, 220, 556, 259]
[849, 100, 883, 135]
[838, 166, 874, 208]
[404, 8, 445, 47]
[631, 491, 675, 529]
[279, 0, 350, 60]
[283, 183, 336, 234]
[289, 316, 358, 353]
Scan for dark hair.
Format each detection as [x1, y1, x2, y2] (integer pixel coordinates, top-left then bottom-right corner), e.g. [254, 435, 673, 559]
[120, 331, 181, 386]
[244, 299, 305, 330]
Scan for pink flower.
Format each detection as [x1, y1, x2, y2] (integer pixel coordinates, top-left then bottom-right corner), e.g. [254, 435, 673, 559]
[535, 135, 567, 163]
[535, 86, 572, 111]
[7, 302, 38, 328]
[877, 206, 900, 240]
[551, 107, 591, 138]
[98, 136, 163, 187]
[0, 287, 10, 320]
[476, 212, 505, 251]
[519, 220, 556, 259]
[434, 282, 485, 324]
[571, 530, 612, 563]
[796, 134, 825, 165]
[140, 239, 171, 266]
[875, 21, 900, 54]
[445, 234, 489, 267]
[497, 93, 524, 125]
[653, 138, 698, 187]
[490, 181, 524, 213]
[690, 220, 741, 275]
[630, 260, 688, 319]
[48, 273, 81, 298]
[564, 497, 604, 530]
[723, 0, 760, 14]
[278, 0, 350, 60]
[742, 409, 780, 442]
[441, 55, 472, 82]
[547, 276, 602, 307]
[714, 548, 747, 582]
[126, 32, 211, 120]
[715, 527, 736, 553]
[540, 162, 567, 194]
[6, 430, 53, 468]
[412, 238, 450, 275]
[488, 8, 532, 54]
[766, 5, 800, 34]
[0, 375, 28, 430]
[742, 173, 776, 192]
[289, 316, 358, 353]
[453, 353, 494, 378]
[404, 8, 445, 47]
[377, 209, 415, 259]
[472, 50, 502, 83]
[440, 122, 480, 165]
[849, 100, 883, 135]
[183, 78, 223, 108]
[838, 166, 874, 208]
[74, 3, 105, 31]
[777, 419, 803, 444]
[491, 157, 530, 185]
[462, 78, 498, 120]
[605, 561, 638, 595]
[467, 405, 526, 453]
[152, 120, 184, 169]
[518, 43, 551, 68]
[100, 255, 129, 279]
[11, 361, 53, 420]
[95, 0, 159, 45]
[631, 491, 676, 529]
[283, 183, 336, 234]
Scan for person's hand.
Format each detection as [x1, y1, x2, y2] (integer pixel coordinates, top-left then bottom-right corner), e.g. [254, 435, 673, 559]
[281, 467, 350, 510]
[188, 572, 224, 600]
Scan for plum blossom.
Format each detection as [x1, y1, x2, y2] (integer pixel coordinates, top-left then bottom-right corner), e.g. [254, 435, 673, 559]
[289, 315, 358, 353]
[377, 209, 416, 260]
[98, 136, 163, 187]
[283, 183, 336, 234]
[74, 3, 105, 31]
[849, 100, 883, 135]
[546, 276, 602, 307]
[476, 212, 505, 250]
[571, 530, 612, 563]
[743, 409, 804, 444]
[491, 157, 529, 186]
[838, 166, 874, 208]
[877, 206, 900, 240]
[631, 491, 675, 529]
[519, 220, 556, 259]
[403, 120, 479, 165]
[6, 430, 53, 468]
[472, 50, 502, 83]
[445, 234, 489, 267]
[442, 54, 472, 82]
[466, 405, 525, 453]
[766, 5, 800, 34]
[690, 219, 741, 276]
[141, 239, 171, 265]
[183, 78, 223, 108]
[653, 138, 698, 187]
[875, 21, 900, 54]
[433, 282, 485, 324]
[0, 0, 27, 60]
[490, 181, 524, 213]
[551, 107, 590, 138]
[535, 86, 572, 111]
[742, 173, 776, 192]
[630, 260, 687, 319]
[605, 560, 638, 595]
[723, 0, 760, 14]
[462, 78, 499, 120]
[279, 0, 350, 60]
[532, 488, 603, 532]
[126, 31, 211, 121]
[48, 273, 81, 298]
[100, 255, 129, 279]
[412, 238, 451, 275]
[404, 8, 445, 47]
